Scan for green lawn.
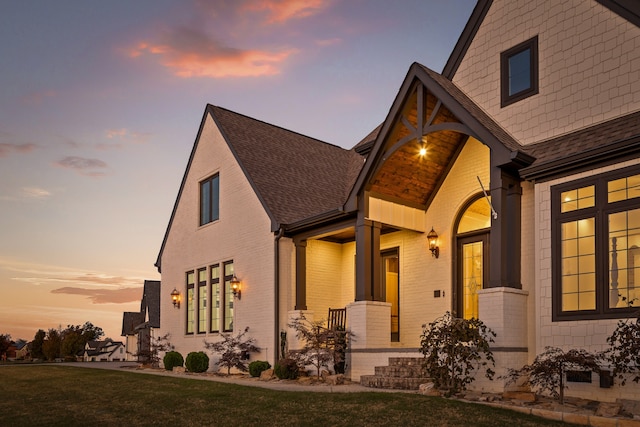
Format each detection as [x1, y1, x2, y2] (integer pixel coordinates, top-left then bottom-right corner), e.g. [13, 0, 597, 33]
[0, 365, 576, 426]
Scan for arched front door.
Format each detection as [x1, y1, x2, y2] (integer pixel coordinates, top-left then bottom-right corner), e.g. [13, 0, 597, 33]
[455, 196, 491, 319]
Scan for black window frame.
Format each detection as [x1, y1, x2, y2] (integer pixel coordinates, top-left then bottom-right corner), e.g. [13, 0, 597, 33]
[199, 173, 220, 226]
[185, 271, 195, 335]
[209, 263, 220, 333]
[552, 164, 640, 321]
[500, 36, 539, 107]
[197, 267, 207, 334]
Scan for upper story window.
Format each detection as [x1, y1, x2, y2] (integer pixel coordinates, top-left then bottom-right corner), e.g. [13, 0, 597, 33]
[552, 165, 640, 321]
[501, 36, 538, 107]
[200, 174, 219, 226]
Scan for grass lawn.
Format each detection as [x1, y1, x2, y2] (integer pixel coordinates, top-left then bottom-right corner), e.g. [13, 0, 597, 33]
[0, 365, 576, 426]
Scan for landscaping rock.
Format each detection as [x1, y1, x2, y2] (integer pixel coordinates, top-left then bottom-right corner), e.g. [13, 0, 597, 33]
[326, 374, 345, 386]
[418, 382, 440, 396]
[503, 391, 536, 402]
[259, 369, 274, 381]
[596, 402, 622, 418]
[173, 366, 185, 373]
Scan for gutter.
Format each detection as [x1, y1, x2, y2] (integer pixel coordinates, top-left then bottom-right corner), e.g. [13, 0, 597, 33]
[273, 226, 284, 366]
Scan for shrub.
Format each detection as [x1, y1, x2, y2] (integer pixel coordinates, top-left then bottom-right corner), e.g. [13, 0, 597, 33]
[274, 358, 299, 380]
[503, 347, 602, 404]
[420, 312, 495, 396]
[248, 360, 271, 377]
[185, 351, 209, 373]
[163, 351, 183, 371]
[204, 327, 259, 375]
[607, 314, 640, 385]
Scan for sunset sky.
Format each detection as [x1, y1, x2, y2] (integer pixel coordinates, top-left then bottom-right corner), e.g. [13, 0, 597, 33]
[0, 0, 475, 341]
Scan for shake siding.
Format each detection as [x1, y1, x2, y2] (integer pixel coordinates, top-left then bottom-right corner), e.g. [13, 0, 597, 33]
[453, 0, 640, 146]
[160, 114, 275, 366]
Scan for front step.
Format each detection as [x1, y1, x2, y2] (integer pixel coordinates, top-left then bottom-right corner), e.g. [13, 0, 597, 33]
[360, 357, 430, 390]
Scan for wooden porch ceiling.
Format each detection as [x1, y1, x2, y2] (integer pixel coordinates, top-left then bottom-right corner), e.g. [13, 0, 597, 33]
[367, 84, 469, 209]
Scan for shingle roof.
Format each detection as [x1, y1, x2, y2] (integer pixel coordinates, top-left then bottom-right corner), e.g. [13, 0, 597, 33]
[141, 280, 160, 328]
[121, 311, 144, 336]
[520, 110, 640, 180]
[209, 105, 364, 225]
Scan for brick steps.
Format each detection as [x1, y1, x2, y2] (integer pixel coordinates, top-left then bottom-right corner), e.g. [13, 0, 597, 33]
[360, 357, 430, 390]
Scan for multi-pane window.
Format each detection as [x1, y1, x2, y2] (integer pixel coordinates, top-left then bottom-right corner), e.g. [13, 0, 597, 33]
[197, 268, 207, 333]
[186, 271, 195, 334]
[501, 36, 538, 107]
[210, 264, 220, 332]
[553, 167, 640, 320]
[223, 261, 234, 332]
[200, 174, 219, 226]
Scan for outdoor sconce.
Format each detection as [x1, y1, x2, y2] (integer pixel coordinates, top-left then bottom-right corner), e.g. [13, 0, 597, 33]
[231, 275, 241, 300]
[170, 288, 181, 308]
[427, 227, 440, 259]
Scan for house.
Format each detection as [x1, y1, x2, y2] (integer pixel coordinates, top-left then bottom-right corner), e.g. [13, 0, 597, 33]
[83, 339, 126, 362]
[121, 280, 160, 362]
[155, 0, 640, 401]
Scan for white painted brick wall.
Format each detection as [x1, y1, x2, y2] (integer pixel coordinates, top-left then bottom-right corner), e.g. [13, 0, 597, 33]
[159, 113, 277, 367]
[453, 0, 640, 146]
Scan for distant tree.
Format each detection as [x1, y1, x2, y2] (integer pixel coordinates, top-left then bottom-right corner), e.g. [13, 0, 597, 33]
[31, 329, 45, 359]
[0, 334, 12, 360]
[61, 322, 105, 359]
[42, 328, 62, 361]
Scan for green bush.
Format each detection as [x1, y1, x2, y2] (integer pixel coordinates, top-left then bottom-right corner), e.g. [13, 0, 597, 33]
[163, 351, 184, 371]
[274, 358, 299, 380]
[248, 360, 271, 377]
[185, 351, 209, 373]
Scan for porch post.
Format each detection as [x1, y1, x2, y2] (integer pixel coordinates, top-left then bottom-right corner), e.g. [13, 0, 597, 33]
[355, 216, 381, 301]
[294, 239, 307, 310]
[489, 167, 522, 289]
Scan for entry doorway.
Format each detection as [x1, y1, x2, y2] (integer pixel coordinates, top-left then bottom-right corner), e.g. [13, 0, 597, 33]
[454, 195, 492, 319]
[382, 248, 399, 342]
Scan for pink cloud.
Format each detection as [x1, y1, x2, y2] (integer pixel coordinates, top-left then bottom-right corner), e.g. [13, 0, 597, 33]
[316, 38, 341, 47]
[51, 286, 143, 304]
[244, 0, 328, 24]
[129, 26, 297, 78]
[21, 90, 57, 106]
[54, 156, 108, 177]
[0, 143, 37, 158]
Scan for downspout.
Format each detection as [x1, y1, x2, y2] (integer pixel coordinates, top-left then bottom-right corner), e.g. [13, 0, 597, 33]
[274, 226, 285, 366]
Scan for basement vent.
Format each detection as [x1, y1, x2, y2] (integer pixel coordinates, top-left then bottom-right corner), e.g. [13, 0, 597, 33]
[566, 370, 592, 383]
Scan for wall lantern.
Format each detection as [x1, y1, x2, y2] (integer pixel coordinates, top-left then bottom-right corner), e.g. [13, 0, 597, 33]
[170, 288, 181, 308]
[427, 227, 440, 259]
[231, 275, 241, 300]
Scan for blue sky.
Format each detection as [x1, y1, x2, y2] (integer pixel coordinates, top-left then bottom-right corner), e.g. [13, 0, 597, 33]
[0, 0, 475, 341]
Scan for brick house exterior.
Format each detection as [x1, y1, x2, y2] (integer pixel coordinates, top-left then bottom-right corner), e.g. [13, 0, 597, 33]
[156, 0, 640, 400]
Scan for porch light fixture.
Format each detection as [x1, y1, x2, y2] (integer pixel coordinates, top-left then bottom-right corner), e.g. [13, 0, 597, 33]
[427, 227, 440, 258]
[170, 288, 181, 308]
[231, 275, 241, 300]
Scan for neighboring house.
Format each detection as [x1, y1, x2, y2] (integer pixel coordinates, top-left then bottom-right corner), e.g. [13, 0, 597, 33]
[121, 280, 160, 362]
[83, 339, 126, 362]
[14, 340, 29, 360]
[155, 0, 640, 401]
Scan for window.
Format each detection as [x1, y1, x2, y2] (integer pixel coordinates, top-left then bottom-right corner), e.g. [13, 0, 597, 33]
[197, 268, 207, 333]
[552, 166, 640, 320]
[210, 264, 220, 332]
[501, 36, 538, 107]
[223, 261, 234, 332]
[200, 174, 219, 226]
[186, 271, 195, 334]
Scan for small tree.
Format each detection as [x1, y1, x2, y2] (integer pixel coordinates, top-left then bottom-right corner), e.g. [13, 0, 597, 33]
[419, 312, 496, 396]
[0, 334, 11, 361]
[204, 327, 258, 375]
[503, 347, 602, 404]
[288, 315, 333, 378]
[136, 333, 174, 368]
[31, 329, 46, 360]
[606, 313, 640, 385]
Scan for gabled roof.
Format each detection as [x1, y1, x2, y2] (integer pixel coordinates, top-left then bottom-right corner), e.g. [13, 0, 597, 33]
[141, 280, 160, 328]
[344, 62, 533, 212]
[155, 105, 364, 271]
[122, 311, 144, 336]
[443, 0, 640, 79]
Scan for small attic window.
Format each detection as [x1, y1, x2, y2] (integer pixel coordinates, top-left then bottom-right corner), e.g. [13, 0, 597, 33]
[501, 36, 538, 107]
[200, 173, 219, 226]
